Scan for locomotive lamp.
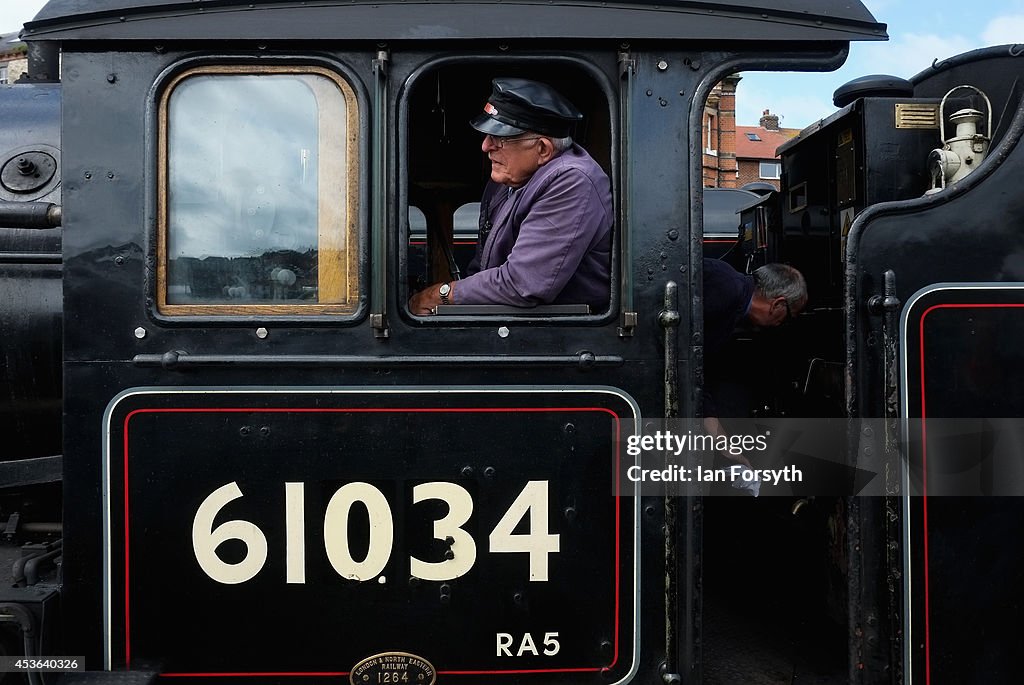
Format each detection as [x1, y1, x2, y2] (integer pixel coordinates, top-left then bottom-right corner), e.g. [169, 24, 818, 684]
[926, 85, 991, 193]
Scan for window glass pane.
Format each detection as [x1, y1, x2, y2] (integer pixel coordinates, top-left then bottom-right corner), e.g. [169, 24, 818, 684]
[160, 68, 358, 314]
[705, 114, 717, 153]
[759, 161, 781, 179]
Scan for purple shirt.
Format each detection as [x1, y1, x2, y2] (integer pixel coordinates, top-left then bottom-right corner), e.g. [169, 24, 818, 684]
[454, 144, 612, 310]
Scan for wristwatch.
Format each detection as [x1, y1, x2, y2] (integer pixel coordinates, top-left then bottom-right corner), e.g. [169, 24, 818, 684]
[438, 282, 452, 305]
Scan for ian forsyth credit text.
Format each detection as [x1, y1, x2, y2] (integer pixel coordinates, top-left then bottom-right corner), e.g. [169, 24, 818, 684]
[623, 428, 803, 488]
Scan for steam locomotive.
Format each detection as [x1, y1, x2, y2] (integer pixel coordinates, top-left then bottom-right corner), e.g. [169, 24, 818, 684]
[1, 1, 1022, 683]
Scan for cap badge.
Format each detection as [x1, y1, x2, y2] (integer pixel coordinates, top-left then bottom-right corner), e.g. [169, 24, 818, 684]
[484, 102, 498, 115]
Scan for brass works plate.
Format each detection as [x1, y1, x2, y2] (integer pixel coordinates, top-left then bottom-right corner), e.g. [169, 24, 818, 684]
[895, 102, 939, 129]
[350, 652, 437, 685]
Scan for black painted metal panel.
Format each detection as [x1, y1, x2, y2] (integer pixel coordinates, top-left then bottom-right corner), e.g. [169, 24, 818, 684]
[102, 388, 638, 679]
[0, 83, 63, 462]
[849, 46, 1024, 685]
[901, 289, 1024, 685]
[55, 44, 679, 674]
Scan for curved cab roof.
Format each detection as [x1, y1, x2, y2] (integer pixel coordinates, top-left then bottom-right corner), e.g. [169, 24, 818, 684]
[25, 0, 887, 43]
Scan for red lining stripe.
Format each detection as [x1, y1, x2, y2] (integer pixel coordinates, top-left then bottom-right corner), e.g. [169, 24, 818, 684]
[121, 404, 626, 677]
[917, 302, 1024, 685]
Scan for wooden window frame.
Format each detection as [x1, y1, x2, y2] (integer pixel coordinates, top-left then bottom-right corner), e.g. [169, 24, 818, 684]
[156, 65, 361, 316]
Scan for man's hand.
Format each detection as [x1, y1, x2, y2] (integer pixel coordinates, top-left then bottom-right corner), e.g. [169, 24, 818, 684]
[408, 282, 448, 316]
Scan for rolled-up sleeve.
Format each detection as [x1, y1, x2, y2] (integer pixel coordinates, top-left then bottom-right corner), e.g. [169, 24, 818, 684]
[454, 167, 607, 306]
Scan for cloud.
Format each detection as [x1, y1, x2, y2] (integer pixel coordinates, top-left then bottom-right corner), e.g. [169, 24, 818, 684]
[730, 2, 1024, 130]
[733, 31, 979, 129]
[849, 32, 977, 79]
[981, 14, 1024, 44]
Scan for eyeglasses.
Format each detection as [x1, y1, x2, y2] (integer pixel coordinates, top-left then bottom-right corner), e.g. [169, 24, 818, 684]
[781, 300, 794, 324]
[486, 134, 543, 149]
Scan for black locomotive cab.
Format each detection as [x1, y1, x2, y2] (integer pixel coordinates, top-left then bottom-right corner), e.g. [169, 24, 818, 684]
[32, 1, 1024, 684]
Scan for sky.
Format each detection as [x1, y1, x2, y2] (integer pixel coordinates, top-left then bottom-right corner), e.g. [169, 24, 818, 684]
[737, 0, 1024, 129]
[3, 1, 1022, 130]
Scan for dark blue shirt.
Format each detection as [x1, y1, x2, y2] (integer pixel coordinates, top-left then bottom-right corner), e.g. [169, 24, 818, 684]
[702, 259, 755, 416]
[703, 258, 754, 350]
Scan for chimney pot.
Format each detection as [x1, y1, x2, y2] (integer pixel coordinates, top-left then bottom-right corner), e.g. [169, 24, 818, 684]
[759, 109, 780, 131]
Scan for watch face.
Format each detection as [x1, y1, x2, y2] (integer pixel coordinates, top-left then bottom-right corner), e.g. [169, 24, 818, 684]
[439, 283, 451, 296]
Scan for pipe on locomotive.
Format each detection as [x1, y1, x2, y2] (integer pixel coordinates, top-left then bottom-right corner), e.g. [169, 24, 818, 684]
[25, 41, 60, 84]
[0, 602, 45, 685]
[0, 202, 62, 229]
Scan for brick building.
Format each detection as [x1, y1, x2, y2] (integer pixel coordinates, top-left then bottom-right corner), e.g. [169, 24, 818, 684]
[735, 109, 801, 189]
[0, 32, 28, 84]
[701, 74, 740, 188]
[702, 74, 802, 190]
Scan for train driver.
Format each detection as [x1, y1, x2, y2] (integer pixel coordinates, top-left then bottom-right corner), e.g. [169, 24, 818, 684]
[408, 78, 613, 314]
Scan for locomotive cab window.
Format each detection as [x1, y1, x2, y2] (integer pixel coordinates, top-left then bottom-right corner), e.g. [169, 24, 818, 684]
[403, 62, 613, 318]
[157, 66, 360, 316]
